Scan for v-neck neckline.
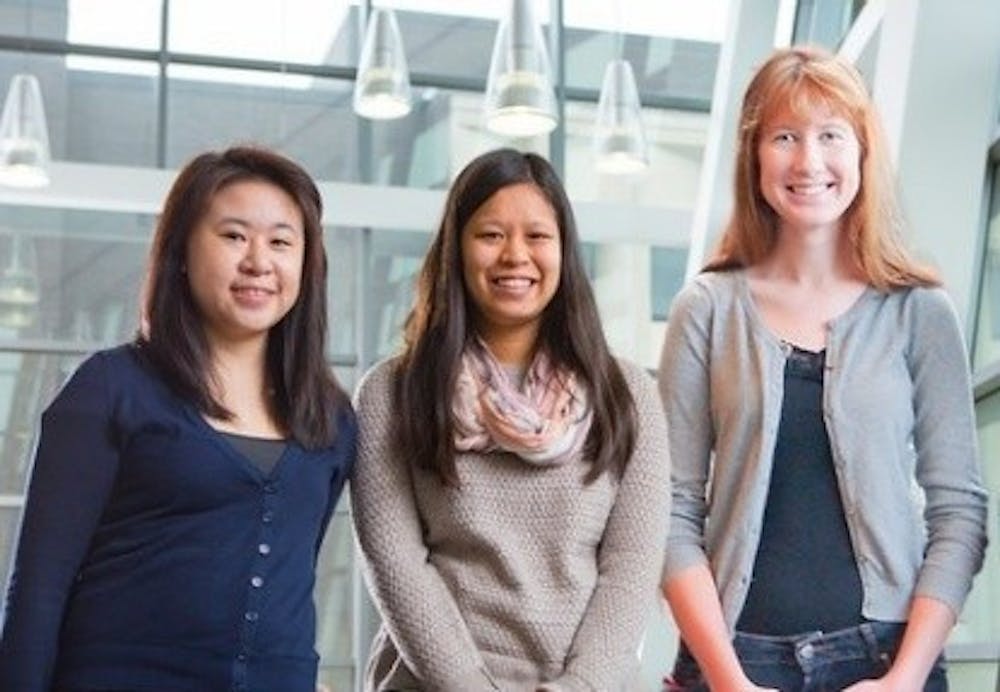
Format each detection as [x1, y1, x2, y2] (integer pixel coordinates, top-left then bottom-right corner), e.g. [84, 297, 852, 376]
[184, 404, 295, 481]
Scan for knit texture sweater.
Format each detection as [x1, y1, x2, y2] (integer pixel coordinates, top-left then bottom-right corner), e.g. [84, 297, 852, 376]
[351, 358, 670, 692]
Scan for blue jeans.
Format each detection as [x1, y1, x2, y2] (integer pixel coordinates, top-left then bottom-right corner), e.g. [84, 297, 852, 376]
[665, 621, 948, 691]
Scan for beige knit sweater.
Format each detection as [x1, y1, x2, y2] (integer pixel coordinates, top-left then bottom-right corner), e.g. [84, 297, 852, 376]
[350, 358, 671, 692]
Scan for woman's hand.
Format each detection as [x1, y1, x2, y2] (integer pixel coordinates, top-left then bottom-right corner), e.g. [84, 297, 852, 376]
[661, 678, 776, 692]
[842, 673, 919, 692]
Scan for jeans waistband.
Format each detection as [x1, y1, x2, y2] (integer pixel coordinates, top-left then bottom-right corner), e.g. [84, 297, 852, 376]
[733, 621, 906, 667]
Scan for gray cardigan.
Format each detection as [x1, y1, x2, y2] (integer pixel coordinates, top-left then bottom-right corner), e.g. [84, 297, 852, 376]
[658, 270, 988, 633]
[351, 358, 670, 692]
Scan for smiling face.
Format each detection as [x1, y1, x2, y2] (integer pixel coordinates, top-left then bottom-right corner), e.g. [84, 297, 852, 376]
[757, 102, 862, 239]
[186, 179, 305, 351]
[461, 182, 561, 361]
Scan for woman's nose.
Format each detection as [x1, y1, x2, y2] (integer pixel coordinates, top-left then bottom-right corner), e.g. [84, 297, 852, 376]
[499, 234, 529, 264]
[239, 238, 271, 274]
[793, 138, 823, 172]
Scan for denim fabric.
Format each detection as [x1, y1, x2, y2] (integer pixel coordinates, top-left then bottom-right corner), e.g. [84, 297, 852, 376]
[665, 621, 948, 691]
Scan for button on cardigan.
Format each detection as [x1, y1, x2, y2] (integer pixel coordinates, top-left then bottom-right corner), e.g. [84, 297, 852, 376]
[0, 344, 357, 692]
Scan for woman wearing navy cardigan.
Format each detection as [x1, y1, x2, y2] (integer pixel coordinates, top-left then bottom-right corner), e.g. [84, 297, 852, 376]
[0, 146, 356, 691]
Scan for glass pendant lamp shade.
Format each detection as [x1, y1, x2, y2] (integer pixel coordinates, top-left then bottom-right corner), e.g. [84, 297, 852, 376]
[0, 234, 40, 329]
[353, 8, 412, 120]
[0, 73, 51, 188]
[593, 59, 649, 175]
[484, 0, 557, 138]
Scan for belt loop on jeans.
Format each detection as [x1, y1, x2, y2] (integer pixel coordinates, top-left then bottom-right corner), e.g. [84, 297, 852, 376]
[858, 622, 889, 666]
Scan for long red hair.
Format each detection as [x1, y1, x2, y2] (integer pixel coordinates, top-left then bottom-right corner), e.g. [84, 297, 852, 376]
[705, 45, 938, 290]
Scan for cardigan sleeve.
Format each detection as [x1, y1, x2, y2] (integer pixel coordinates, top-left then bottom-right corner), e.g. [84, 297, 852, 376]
[906, 288, 988, 614]
[0, 351, 121, 692]
[541, 362, 672, 692]
[313, 409, 358, 558]
[349, 361, 500, 692]
[657, 281, 715, 580]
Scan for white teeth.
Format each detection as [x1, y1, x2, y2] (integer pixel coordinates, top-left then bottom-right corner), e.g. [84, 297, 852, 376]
[494, 278, 533, 288]
[789, 183, 831, 195]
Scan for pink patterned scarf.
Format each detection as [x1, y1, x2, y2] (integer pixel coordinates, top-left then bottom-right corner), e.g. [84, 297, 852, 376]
[452, 340, 592, 465]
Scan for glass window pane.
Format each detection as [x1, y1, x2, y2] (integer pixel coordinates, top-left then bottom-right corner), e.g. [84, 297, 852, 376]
[0, 52, 69, 161]
[973, 166, 1000, 368]
[325, 227, 358, 361]
[651, 247, 688, 321]
[0, 353, 85, 496]
[365, 229, 431, 363]
[592, 242, 666, 368]
[562, 2, 727, 104]
[165, 66, 362, 181]
[370, 87, 549, 189]
[566, 33, 719, 107]
[0, 51, 160, 167]
[378, 1, 541, 83]
[792, 0, 866, 50]
[951, 389, 1000, 649]
[390, 8, 497, 84]
[0, 0, 70, 44]
[562, 99, 707, 208]
[315, 508, 354, 679]
[0, 208, 150, 345]
[64, 57, 160, 166]
[67, 0, 163, 50]
[168, 0, 357, 67]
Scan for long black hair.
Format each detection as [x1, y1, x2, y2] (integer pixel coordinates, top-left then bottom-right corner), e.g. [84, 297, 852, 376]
[395, 148, 637, 485]
[138, 145, 350, 449]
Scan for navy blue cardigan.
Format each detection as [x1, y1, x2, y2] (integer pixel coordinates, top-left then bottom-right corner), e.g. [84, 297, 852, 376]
[0, 344, 356, 692]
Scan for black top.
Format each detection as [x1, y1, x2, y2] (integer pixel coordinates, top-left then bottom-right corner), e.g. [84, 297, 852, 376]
[0, 345, 357, 692]
[736, 345, 864, 635]
[221, 431, 287, 475]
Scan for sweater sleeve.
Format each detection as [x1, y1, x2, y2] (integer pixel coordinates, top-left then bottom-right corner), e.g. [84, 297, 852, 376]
[0, 351, 121, 692]
[657, 281, 715, 580]
[906, 288, 988, 614]
[542, 362, 672, 692]
[349, 361, 500, 692]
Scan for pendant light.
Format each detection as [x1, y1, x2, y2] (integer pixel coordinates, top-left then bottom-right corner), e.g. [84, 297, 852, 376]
[0, 73, 52, 188]
[593, 58, 649, 174]
[483, 0, 557, 138]
[594, 58, 649, 174]
[0, 234, 40, 329]
[593, 7, 648, 175]
[353, 7, 412, 120]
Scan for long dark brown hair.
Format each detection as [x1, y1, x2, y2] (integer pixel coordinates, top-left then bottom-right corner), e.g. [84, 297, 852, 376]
[707, 45, 938, 289]
[395, 148, 637, 485]
[138, 145, 350, 449]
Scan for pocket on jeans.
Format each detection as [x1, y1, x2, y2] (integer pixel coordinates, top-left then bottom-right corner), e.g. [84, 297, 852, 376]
[665, 644, 707, 692]
[875, 640, 948, 691]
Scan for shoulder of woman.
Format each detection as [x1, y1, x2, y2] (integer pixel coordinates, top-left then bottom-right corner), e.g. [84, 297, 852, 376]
[668, 269, 742, 320]
[45, 344, 136, 418]
[612, 358, 660, 403]
[613, 357, 653, 384]
[352, 356, 402, 410]
[68, 343, 142, 388]
[894, 284, 960, 326]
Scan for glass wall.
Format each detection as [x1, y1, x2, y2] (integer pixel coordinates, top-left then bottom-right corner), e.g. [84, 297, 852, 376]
[975, 162, 1000, 368]
[968, 102, 1000, 689]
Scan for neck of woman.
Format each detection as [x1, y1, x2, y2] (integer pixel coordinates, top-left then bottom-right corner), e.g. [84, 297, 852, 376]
[206, 338, 285, 438]
[760, 229, 862, 287]
[477, 325, 539, 368]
